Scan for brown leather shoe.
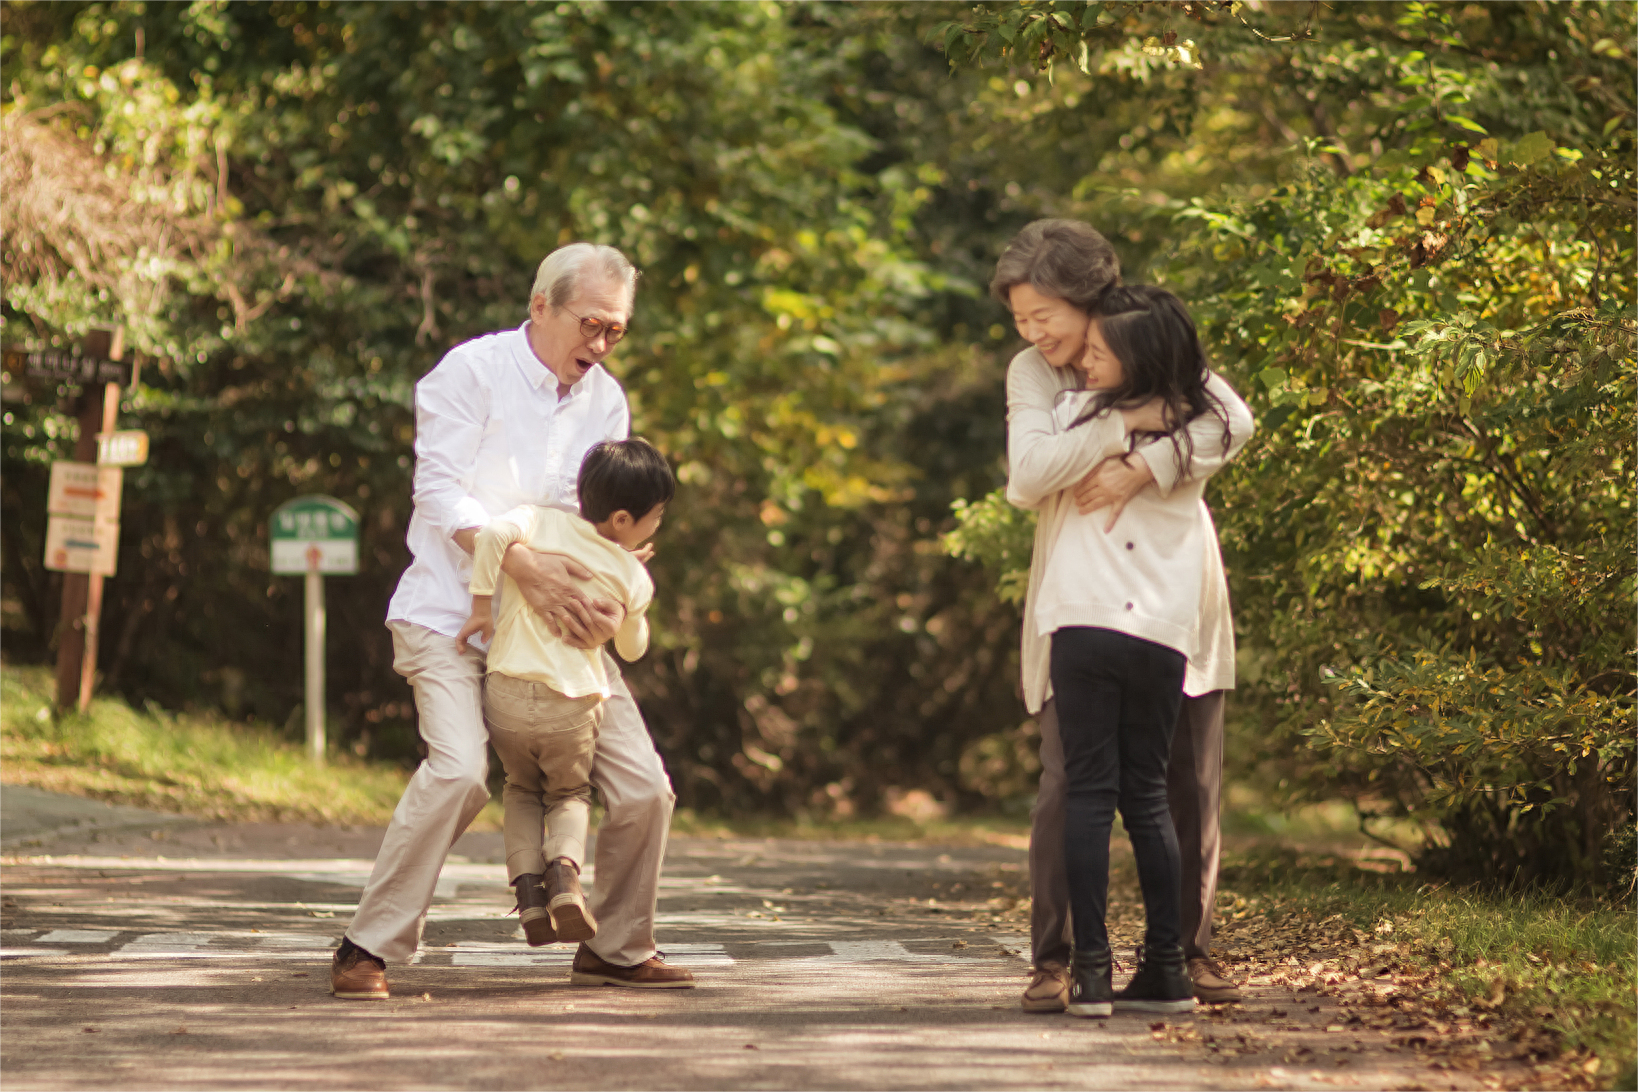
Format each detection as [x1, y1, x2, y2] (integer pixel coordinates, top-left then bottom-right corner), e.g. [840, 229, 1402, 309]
[514, 873, 555, 947]
[1021, 961, 1069, 1013]
[544, 859, 598, 943]
[569, 944, 696, 989]
[330, 940, 389, 1000]
[1188, 956, 1243, 1003]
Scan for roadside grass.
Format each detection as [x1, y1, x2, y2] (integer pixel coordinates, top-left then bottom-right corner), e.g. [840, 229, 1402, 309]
[670, 807, 1031, 848]
[1, 663, 416, 827]
[1214, 849, 1636, 1091]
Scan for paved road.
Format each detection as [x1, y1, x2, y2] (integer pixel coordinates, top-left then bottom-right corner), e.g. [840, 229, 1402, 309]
[1, 786, 1486, 1090]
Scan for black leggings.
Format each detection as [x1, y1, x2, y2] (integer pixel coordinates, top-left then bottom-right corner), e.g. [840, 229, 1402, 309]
[1050, 626, 1186, 953]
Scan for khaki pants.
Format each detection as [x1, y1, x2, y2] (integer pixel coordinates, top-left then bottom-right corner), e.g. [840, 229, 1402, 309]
[345, 621, 676, 965]
[483, 671, 601, 878]
[1029, 691, 1226, 966]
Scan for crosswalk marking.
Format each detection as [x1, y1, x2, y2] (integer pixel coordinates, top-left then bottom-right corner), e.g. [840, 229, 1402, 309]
[5, 930, 1017, 966]
[35, 929, 116, 943]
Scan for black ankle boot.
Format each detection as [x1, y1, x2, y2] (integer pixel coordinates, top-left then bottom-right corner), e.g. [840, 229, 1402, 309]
[1066, 946, 1113, 1017]
[1114, 943, 1194, 1013]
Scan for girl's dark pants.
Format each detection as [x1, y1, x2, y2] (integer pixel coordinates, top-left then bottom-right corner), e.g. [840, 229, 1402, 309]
[1050, 625, 1187, 953]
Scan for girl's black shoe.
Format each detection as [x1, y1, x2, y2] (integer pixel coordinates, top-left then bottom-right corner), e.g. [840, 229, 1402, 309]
[1066, 946, 1113, 1017]
[1113, 943, 1195, 1013]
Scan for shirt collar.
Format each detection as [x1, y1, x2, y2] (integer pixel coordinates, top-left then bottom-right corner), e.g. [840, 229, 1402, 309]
[515, 322, 558, 393]
[515, 321, 598, 400]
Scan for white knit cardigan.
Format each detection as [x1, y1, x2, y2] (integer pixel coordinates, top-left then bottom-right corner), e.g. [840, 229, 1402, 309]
[1003, 347, 1255, 714]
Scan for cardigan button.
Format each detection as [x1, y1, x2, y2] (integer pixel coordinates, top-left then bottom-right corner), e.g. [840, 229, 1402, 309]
[1125, 542, 1134, 550]
[1124, 602, 1134, 610]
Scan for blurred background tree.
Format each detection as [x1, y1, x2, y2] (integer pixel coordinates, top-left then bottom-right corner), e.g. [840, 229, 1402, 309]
[936, 0, 1635, 888]
[3, 1, 1631, 886]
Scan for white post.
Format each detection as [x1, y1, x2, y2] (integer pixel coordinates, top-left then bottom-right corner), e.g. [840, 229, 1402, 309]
[304, 551, 326, 765]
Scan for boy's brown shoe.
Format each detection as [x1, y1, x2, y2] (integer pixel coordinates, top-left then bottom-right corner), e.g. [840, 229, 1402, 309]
[544, 859, 597, 943]
[1021, 961, 1069, 1013]
[569, 944, 696, 989]
[514, 873, 556, 947]
[330, 941, 389, 1000]
[1188, 957, 1243, 1003]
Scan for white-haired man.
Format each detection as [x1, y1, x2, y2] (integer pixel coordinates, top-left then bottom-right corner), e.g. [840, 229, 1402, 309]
[330, 243, 694, 998]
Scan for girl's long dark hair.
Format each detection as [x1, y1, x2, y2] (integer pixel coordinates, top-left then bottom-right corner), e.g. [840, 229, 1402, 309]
[1067, 285, 1232, 477]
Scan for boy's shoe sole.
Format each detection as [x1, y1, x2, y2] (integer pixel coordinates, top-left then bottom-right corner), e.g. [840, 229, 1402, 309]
[548, 901, 597, 943]
[1114, 997, 1196, 1013]
[1066, 1000, 1113, 1017]
[520, 907, 556, 947]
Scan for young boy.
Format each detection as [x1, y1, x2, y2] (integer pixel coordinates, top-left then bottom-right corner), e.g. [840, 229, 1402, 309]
[456, 438, 674, 946]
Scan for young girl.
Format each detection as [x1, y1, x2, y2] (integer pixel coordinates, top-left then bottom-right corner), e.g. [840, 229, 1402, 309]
[1037, 284, 1234, 1017]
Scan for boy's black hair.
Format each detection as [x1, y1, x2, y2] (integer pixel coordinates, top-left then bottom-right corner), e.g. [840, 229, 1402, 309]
[577, 437, 675, 523]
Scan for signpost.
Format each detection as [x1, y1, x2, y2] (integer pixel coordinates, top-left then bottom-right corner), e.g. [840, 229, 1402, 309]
[96, 429, 150, 468]
[39, 328, 126, 713]
[271, 495, 359, 764]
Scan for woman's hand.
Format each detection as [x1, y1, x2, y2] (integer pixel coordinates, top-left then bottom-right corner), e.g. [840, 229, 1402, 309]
[1121, 397, 1172, 434]
[1072, 454, 1157, 531]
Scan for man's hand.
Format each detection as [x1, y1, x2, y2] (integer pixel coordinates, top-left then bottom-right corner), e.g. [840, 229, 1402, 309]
[452, 527, 479, 556]
[501, 546, 620, 649]
[552, 596, 624, 650]
[1073, 454, 1157, 531]
[1121, 397, 1172, 435]
[455, 597, 495, 650]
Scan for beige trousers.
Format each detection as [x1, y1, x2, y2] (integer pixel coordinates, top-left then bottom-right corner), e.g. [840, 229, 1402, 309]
[345, 621, 675, 965]
[483, 671, 601, 878]
[1029, 691, 1226, 966]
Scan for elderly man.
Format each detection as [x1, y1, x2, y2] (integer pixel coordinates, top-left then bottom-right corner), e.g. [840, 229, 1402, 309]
[329, 242, 693, 998]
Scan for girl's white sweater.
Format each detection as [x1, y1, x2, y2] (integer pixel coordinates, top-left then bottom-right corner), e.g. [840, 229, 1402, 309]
[1004, 347, 1255, 714]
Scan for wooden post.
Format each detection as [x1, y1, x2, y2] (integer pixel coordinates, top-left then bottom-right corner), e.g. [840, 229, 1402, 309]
[76, 380, 123, 713]
[53, 328, 114, 713]
[304, 546, 327, 764]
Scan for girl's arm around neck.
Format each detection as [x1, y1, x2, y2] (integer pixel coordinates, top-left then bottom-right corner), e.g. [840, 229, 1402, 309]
[1004, 353, 1128, 510]
[1133, 370, 1255, 498]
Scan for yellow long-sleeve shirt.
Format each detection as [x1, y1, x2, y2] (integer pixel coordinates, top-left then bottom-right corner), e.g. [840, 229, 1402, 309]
[469, 506, 653, 699]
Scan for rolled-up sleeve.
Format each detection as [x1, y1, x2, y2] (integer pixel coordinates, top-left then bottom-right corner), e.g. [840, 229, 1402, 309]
[1135, 370, 1256, 497]
[412, 351, 493, 537]
[470, 505, 537, 597]
[1005, 352, 1127, 511]
[613, 574, 652, 662]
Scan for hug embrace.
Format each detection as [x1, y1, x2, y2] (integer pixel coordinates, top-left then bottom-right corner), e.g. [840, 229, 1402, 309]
[328, 221, 1254, 1017]
[997, 219, 1254, 1016]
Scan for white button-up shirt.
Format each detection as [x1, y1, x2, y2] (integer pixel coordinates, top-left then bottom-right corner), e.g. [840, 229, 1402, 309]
[386, 323, 631, 638]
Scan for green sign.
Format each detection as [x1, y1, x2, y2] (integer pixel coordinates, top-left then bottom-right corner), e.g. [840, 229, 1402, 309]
[271, 495, 359, 575]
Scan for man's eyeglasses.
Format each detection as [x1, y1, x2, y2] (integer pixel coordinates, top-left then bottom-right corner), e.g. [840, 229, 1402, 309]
[564, 306, 628, 347]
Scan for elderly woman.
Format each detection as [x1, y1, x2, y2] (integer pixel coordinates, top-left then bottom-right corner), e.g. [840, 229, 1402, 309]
[991, 219, 1254, 1013]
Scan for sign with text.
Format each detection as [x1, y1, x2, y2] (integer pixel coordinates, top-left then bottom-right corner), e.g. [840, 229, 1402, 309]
[96, 430, 150, 467]
[271, 495, 359, 575]
[44, 516, 119, 575]
[47, 461, 123, 521]
[1, 347, 130, 388]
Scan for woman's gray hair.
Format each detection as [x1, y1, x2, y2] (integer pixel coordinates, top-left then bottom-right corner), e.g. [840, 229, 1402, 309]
[989, 219, 1121, 314]
[530, 243, 639, 310]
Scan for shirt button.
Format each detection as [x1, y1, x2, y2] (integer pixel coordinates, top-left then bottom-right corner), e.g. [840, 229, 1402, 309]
[1124, 602, 1134, 611]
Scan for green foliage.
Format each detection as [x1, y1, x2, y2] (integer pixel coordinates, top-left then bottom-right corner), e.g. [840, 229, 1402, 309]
[1, 1, 1023, 817]
[942, 492, 1034, 604]
[936, 0, 1637, 887]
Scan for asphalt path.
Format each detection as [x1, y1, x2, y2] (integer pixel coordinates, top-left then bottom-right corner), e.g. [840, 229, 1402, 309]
[1, 785, 1488, 1091]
